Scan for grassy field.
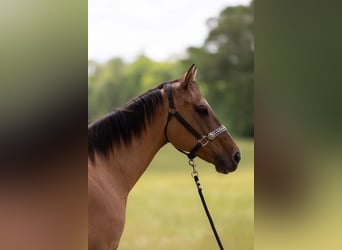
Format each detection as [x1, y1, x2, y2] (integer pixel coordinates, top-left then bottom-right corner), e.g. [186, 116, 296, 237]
[119, 138, 254, 250]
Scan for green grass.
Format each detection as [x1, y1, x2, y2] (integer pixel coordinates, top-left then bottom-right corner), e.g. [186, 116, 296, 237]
[119, 138, 254, 250]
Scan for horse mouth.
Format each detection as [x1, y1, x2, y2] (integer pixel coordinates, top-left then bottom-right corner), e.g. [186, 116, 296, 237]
[214, 158, 238, 174]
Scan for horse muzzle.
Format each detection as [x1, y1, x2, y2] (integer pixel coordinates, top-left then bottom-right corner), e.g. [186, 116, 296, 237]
[215, 150, 241, 174]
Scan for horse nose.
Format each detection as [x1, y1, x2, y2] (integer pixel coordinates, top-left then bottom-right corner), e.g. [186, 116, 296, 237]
[233, 151, 241, 164]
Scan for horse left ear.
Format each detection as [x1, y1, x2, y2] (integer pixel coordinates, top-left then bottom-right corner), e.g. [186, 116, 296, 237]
[181, 64, 197, 89]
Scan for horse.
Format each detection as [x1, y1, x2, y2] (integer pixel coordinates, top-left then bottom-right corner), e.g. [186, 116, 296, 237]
[88, 64, 241, 250]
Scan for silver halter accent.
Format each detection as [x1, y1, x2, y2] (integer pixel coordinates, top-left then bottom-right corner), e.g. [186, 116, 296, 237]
[207, 125, 227, 141]
[199, 125, 227, 147]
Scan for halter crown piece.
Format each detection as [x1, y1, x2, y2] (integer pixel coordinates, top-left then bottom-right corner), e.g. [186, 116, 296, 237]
[163, 83, 227, 160]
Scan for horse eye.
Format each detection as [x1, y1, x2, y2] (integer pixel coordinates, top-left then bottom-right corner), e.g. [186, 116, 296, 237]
[195, 105, 209, 116]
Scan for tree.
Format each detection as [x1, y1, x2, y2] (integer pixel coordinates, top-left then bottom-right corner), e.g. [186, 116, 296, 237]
[88, 55, 180, 122]
[183, 2, 254, 137]
[88, 58, 125, 121]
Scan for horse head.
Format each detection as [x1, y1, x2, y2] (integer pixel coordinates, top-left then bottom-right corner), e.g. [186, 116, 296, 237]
[164, 64, 241, 174]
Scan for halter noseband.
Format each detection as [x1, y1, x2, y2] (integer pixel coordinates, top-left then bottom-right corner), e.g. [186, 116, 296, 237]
[163, 83, 227, 160]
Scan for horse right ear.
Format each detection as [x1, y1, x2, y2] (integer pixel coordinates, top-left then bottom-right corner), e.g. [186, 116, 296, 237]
[180, 64, 197, 89]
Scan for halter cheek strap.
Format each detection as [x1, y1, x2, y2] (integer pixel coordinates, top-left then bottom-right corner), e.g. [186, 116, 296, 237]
[163, 83, 227, 160]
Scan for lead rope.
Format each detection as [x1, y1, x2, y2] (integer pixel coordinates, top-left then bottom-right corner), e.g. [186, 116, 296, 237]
[189, 159, 225, 250]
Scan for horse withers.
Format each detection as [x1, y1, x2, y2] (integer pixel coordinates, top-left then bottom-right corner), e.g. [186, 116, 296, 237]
[88, 64, 240, 250]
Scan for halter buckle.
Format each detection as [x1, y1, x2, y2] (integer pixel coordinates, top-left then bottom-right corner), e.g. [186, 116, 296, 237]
[198, 136, 209, 146]
[168, 107, 177, 114]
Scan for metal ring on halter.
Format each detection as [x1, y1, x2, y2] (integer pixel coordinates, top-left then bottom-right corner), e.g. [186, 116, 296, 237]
[198, 136, 210, 146]
[168, 108, 177, 114]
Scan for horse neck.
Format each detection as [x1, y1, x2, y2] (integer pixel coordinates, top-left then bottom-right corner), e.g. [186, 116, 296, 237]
[107, 91, 168, 193]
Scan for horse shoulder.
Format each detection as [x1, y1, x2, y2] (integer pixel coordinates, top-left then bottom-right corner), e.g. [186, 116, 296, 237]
[88, 164, 127, 250]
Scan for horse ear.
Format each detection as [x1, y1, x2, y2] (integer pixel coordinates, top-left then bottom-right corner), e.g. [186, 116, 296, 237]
[181, 64, 197, 89]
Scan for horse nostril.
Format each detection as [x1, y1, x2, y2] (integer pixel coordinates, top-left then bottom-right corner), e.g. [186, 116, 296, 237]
[233, 151, 241, 164]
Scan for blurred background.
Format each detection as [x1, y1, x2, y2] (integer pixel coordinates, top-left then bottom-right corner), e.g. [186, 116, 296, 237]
[255, 1, 342, 250]
[0, 0, 87, 250]
[89, 0, 254, 249]
[88, 0, 253, 138]
[3, 0, 340, 249]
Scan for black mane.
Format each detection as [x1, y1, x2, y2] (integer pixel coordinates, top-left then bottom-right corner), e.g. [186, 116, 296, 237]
[88, 82, 168, 161]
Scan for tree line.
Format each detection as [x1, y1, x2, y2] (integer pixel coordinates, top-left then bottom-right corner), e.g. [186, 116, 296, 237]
[88, 2, 253, 137]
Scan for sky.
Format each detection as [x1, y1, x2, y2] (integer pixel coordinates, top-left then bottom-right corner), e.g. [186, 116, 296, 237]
[89, 0, 251, 63]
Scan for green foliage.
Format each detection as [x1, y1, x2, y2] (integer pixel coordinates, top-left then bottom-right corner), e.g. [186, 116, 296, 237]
[88, 2, 254, 137]
[88, 58, 125, 119]
[182, 3, 254, 136]
[88, 55, 180, 123]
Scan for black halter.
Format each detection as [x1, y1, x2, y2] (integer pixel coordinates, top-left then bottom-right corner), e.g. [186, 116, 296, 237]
[163, 83, 227, 160]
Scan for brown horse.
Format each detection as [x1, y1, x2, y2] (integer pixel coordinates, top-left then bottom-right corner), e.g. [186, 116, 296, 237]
[88, 65, 240, 250]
